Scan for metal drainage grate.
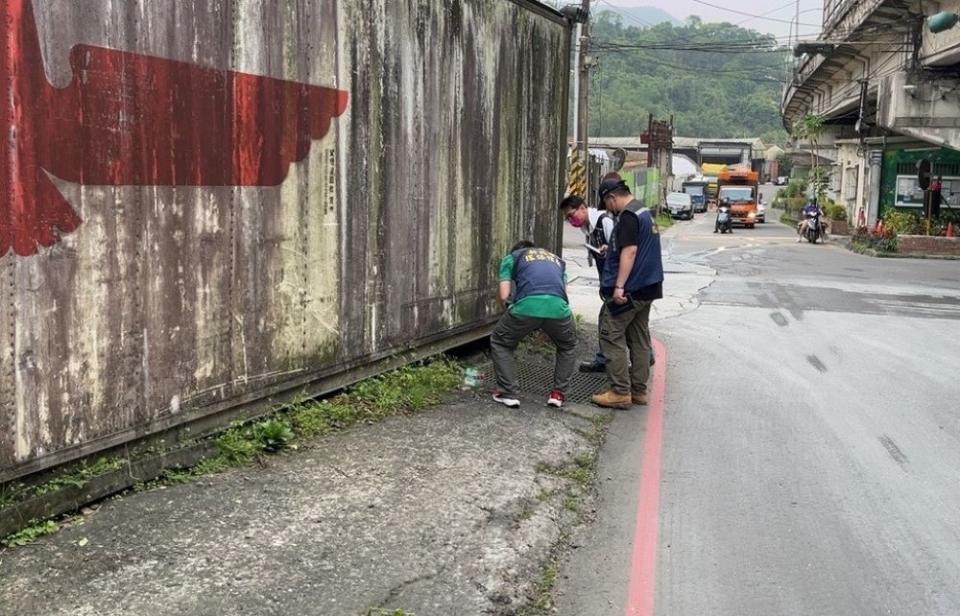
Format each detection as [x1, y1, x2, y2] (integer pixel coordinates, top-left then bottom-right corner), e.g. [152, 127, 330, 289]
[473, 358, 607, 404]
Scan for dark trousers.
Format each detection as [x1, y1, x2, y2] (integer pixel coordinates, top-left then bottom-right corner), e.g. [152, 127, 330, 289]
[593, 259, 607, 365]
[490, 312, 578, 397]
[599, 298, 653, 395]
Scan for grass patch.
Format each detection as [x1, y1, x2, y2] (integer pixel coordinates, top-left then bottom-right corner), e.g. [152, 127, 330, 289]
[655, 213, 674, 230]
[780, 212, 797, 227]
[0, 456, 129, 508]
[157, 357, 462, 485]
[0, 484, 21, 510]
[522, 416, 610, 615]
[1, 519, 59, 547]
[536, 457, 593, 488]
[1, 356, 463, 545]
[535, 487, 554, 502]
[34, 457, 125, 496]
[520, 563, 558, 615]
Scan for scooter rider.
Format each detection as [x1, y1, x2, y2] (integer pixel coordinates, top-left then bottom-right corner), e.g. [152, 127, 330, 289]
[797, 198, 825, 242]
[714, 197, 733, 233]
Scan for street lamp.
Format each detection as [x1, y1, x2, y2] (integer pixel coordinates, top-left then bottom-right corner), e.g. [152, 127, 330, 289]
[560, 5, 590, 23]
[794, 42, 836, 57]
[928, 11, 960, 34]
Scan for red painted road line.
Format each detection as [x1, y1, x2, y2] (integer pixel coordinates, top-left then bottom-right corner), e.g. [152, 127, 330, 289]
[625, 337, 668, 616]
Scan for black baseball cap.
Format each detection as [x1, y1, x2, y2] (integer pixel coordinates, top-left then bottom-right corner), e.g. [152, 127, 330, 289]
[598, 178, 628, 202]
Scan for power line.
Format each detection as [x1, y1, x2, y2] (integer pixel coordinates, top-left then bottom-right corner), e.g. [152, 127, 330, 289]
[735, 0, 799, 27]
[594, 0, 656, 28]
[593, 46, 789, 81]
[689, 0, 822, 27]
[592, 38, 909, 55]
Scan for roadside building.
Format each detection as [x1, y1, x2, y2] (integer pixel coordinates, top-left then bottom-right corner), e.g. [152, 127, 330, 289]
[782, 0, 960, 227]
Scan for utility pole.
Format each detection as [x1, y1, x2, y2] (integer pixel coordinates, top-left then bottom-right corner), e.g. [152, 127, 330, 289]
[795, 0, 800, 44]
[571, 22, 581, 140]
[642, 114, 673, 215]
[576, 0, 592, 205]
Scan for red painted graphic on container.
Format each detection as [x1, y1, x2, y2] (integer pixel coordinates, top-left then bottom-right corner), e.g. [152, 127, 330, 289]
[1, 0, 348, 257]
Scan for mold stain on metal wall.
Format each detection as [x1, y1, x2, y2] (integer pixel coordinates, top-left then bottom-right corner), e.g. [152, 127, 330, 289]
[0, 0, 569, 478]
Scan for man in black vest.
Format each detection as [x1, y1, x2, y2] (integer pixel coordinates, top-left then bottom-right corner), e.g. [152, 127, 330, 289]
[591, 179, 664, 409]
[490, 241, 578, 409]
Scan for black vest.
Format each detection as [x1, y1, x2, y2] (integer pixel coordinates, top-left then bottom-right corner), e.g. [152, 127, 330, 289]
[511, 248, 568, 303]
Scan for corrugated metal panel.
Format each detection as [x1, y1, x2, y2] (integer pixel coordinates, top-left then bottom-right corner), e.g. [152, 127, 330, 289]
[0, 0, 570, 480]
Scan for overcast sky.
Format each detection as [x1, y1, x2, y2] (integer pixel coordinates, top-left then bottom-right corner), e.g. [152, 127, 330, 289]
[606, 0, 824, 39]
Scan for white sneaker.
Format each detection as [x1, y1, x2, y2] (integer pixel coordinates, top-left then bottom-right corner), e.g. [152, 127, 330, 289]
[547, 390, 565, 408]
[492, 391, 520, 408]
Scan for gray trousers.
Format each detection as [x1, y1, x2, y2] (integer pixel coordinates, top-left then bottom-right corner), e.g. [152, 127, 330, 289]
[490, 312, 578, 397]
[599, 299, 653, 395]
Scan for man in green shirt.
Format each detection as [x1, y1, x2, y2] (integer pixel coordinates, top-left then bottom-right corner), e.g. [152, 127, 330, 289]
[490, 241, 578, 409]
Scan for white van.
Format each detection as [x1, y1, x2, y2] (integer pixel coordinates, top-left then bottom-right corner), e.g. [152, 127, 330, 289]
[666, 192, 694, 220]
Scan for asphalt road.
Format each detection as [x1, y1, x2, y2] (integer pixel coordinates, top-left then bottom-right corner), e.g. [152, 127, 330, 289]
[556, 202, 960, 616]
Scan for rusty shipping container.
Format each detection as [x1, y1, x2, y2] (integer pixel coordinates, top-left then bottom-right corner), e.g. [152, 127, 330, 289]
[0, 0, 571, 481]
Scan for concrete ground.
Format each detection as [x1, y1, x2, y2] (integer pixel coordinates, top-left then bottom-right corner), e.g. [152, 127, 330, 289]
[0, 378, 609, 616]
[555, 198, 960, 616]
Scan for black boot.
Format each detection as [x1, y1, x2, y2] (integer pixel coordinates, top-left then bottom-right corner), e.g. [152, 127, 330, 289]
[579, 360, 606, 373]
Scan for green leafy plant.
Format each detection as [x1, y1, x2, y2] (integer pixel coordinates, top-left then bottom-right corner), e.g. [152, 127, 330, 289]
[809, 166, 831, 203]
[215, 425, 261, 464]
[784, 197, 807, 218]
[33, 457, 125, 497]
[253, 419, 295, 453]
[655, 212, 674, 230]
[2, 519, 59, 547]
[883, 210, 922, 235]
[851, 226, 898, 254]
[826, 203, 847, 222]
[785, 178, 808, 199]
[793, 114, 828, 200]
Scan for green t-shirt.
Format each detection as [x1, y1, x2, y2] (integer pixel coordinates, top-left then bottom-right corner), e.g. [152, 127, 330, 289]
[498, 254, 572, 319]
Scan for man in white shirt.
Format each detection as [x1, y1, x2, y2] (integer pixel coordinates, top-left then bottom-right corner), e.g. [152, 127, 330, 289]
[559, 195, 614, 373]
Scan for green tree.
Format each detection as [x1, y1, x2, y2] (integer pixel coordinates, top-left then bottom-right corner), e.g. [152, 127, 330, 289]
[588, 15, 790, 141]
[792, 113, 826, 199]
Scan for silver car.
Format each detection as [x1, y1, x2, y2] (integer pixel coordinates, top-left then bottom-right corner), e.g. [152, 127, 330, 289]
[666, 192, 694, 220]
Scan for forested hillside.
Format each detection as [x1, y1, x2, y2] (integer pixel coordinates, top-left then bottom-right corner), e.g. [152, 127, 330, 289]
[588, 12, 790, 142]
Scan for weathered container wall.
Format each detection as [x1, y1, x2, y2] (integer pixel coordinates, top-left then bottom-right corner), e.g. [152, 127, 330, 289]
[0, 0, 570, 480]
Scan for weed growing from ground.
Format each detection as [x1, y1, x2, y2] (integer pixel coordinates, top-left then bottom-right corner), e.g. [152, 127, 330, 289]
[29, 457, 125, 498]
[521, 413, 611, 615]
[1, 357, 464, 547]
[520, 563, 558, 615]
[253, 419, 295, 453]
[164, 357, 462, 483]
[1, 519, 59, 547]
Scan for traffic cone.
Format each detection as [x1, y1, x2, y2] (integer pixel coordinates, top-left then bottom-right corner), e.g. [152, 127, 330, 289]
[947, 222, 955, 238]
